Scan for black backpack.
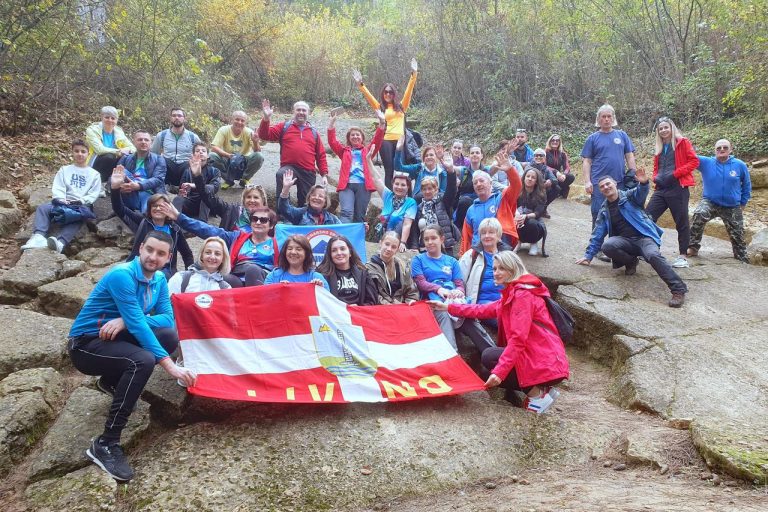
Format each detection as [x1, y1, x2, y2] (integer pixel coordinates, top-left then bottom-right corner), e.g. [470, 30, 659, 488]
[540, 296, 575, 344]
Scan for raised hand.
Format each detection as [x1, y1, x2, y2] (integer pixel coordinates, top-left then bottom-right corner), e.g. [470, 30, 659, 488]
[352, 69, 363, 84]
[635, 167, 648, 183]
[262, 98, 273, 118]
[111, 166, 126, 190]
[189, 152, 202, 177]
[411, 58, 418, 73]
[396, 134, 406, 151]
[157, 201, 179, 221]
[375, 109, 386, 126]
[281, 168, 297, 194]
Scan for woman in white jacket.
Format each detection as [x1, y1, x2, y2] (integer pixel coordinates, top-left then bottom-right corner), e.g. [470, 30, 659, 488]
[168, 237, 232, 294]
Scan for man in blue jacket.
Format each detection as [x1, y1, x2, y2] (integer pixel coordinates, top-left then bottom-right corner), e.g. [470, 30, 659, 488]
[68, 231, 196, 482]
[576, 168, 687, 308]
[688, 139, 751, 262]
[116, 130, 167, 212]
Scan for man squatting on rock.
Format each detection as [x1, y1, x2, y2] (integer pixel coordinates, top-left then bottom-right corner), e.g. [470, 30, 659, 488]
[576, 168, 688, 308]
[67, 230, 196, 482]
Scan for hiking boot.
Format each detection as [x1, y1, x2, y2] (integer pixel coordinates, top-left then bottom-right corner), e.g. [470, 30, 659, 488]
[542, 210, 551, 219]
[624, 257, 639, 276]
[220, 181, 233, 190]
[523, 392, 555, 414]
[596, 251, 611, 262]
[672, 256, 690, 268]
[95, 377, 116, 397]
[21, 233, 48, 250]
[86, 437, 134, 482]
[528, 242, 540, 256]
[668, 292, 685, 308]
[47, 236, 64, 253]
[686, 247, 699, 257]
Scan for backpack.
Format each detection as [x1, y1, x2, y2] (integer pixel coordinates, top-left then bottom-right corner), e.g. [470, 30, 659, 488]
[538, 296, 575, 344]
[404, 128, 422, 165]
[179, 270, 228, 293]
[227, 153, 247, 181]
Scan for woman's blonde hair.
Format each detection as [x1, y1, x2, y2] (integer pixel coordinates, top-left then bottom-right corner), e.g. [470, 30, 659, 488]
[492, 250, 528, 283]
[198, 237, 231, 275]
[654, 117, 683, 156]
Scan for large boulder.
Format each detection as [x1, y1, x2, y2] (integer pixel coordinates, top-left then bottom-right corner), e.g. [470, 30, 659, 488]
[0, 307, 72, 380]
[0, 368, 63, 476]
[95, 216, 134, 248]
[38, 267, 110, 319]
[25, 466, 118, 511]
[747, 227, 768, 266]
[0, 206, 23, 237]
[0, 189, 17, 208]
[28, 385, 151, 482]
[0, 250, 85, 303]
[19, 184, 51, 212]
[74, 247, 128, 267]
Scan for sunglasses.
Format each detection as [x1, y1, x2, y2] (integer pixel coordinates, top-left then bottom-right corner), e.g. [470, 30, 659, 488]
[393, 171, 410, 178]
[244, 184, 263, 190]
[658, 116, 671, 123]
[716, 146, 730, 151]
[251, 216, 270, 224]
[383, 90, 394, 94]
[551, 138, 560, 142]
[516, 128, 527, 133]
[534, 154, 545, 158]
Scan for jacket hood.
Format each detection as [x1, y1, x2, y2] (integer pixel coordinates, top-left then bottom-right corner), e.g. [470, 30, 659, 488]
[471, 241, 513, 254]
[188, 263, 225, 282]
[503, 273, 550, 299]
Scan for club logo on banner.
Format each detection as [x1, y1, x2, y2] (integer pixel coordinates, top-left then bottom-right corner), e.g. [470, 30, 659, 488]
[172, 284, 486, 403]
[274, 223, 367, 266]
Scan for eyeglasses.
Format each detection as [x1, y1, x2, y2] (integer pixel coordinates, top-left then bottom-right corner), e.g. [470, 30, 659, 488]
[534, 154, 545, 158]
[251, 216, 270, 224]
[550, 138, 560, 142]
[716, 146, 730, 151]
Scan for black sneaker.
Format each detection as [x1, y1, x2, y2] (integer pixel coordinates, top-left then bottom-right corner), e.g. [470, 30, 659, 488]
[86, 437, 135, 482]
[95, 377, 116, 397]
[596, 251, 612, 262]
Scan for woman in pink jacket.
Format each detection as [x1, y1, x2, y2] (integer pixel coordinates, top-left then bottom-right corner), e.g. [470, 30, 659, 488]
[327, 110, 386, 223]
[429, 250, 569, 413]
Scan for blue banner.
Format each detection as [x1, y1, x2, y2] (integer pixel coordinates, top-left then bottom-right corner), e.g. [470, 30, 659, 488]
[274, 223, 367, 266]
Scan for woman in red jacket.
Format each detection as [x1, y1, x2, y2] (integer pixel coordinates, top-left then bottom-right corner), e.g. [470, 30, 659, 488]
[429, 250, 569, 413]
[327, 109, 386, 223]
[646, 117, 698, 269]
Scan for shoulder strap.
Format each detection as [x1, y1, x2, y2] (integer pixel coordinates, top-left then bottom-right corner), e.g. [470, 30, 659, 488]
[188, 131, 196, 145]
[159, 129, 168, 147]
[280, 120, 319, 147]
[471, 249, 481, 268]
[180, 270, 193, 293]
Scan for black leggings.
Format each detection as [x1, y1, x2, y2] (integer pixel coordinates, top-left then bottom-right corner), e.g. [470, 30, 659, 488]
[68, 327, 178, 442]
[227, 262, 266, 287]
[379, 139, 397, 189]
[92, 153, 121, 183]
[645, 185, 690, 255]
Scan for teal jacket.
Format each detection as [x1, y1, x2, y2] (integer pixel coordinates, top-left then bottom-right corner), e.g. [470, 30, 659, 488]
[69, 257, 175, 360]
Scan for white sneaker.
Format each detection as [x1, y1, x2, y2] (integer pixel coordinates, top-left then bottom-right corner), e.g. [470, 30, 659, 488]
[47, 236, 64, 253]
[528, 242, 540, 256]
[672, 256, 689, 268]
[524, 392, 555, 414]
[99, 183, 107, 198]
[21, 233, 48, 250]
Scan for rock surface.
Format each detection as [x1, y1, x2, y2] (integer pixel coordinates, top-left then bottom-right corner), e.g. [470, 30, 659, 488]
[747, 227, 768, 265]
[28, 386, 151, 482]
[0, 250, 84, 302]
[0, 368, 62, 476]
[38, 267, 111, 318]
[0, 307, 72, 380]
[25, 466, 118, 511]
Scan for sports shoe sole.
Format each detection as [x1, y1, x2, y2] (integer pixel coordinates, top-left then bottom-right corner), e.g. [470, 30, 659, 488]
[85, 447, 132, 482]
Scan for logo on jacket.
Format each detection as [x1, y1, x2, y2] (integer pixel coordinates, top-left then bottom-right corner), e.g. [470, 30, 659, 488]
[441, 265, 452, 275]
[613, 138, 622, 144]
[730, 170, 737, 177]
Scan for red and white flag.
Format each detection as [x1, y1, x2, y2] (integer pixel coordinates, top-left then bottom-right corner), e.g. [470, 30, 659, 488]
[172, 284, 485, 403]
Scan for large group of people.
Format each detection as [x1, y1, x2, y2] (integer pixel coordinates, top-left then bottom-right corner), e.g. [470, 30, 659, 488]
[24, 59, 752, 483]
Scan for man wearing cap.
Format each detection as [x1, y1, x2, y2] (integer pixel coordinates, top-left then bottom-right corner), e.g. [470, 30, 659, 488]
[687, 139, 751, 262]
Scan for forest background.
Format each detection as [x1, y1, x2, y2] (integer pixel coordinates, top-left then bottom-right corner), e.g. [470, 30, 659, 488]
[1, 0, 767, 156]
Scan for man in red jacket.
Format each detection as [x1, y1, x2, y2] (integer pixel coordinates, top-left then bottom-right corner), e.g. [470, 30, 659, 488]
[259, 99, 328, 207]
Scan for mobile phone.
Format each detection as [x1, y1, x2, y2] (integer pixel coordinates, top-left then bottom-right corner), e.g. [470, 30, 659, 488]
[330, 106, 345, 117]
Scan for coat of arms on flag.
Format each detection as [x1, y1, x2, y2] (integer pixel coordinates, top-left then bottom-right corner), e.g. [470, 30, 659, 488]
[172, 284, 485, 403]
